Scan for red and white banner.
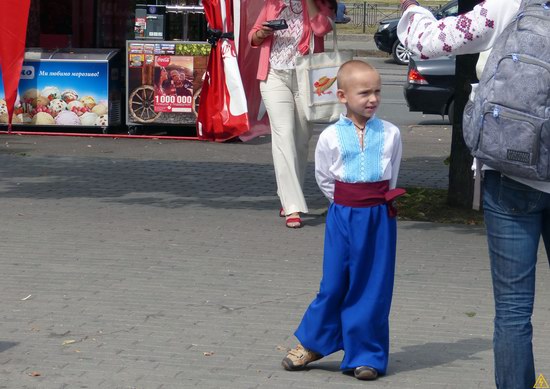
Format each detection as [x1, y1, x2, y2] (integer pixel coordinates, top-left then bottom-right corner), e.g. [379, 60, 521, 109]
[197, 0, 249, 142]
[237, 0, 271, 141]
[0, 0, 31, 130]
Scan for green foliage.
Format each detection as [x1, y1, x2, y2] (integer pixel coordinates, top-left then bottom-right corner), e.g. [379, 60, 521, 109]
[397, 187, 484, 225]
[175, 44, 211, 56]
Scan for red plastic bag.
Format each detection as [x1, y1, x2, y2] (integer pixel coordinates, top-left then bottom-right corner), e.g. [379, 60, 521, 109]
[197, 0, 249, 142]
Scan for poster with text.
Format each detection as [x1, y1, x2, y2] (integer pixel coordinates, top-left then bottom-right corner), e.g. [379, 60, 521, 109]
[153, 55, 194, 113]
[126, 41, 210, 126]
[0, 60, 110, 126]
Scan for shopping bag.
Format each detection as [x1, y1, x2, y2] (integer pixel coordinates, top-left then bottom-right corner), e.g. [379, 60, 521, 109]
[295, 25, 353, 123]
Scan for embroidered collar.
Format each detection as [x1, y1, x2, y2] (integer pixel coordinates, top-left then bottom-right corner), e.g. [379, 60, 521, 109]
[338, 114, 377, 128]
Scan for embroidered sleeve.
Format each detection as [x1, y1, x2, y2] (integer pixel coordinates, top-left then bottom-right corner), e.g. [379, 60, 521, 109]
[396, 0, 520, 59]
[389, 126, 402, 190]
[315, 129, 336, 201]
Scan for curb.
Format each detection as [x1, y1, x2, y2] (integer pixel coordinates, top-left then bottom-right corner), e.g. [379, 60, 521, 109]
[327, 33, 374, 42]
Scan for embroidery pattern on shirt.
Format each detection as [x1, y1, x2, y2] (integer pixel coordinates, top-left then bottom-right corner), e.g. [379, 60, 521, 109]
[406, 1, 495, 59]
[269, 0, 303, 70]
[335, 118, 384, 183]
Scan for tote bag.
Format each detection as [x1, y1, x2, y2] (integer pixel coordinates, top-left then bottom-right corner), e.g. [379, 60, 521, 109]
[295, 24, 353, 123]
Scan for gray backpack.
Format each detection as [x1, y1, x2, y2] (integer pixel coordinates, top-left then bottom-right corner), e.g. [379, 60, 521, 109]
[463, 0, 550, 181]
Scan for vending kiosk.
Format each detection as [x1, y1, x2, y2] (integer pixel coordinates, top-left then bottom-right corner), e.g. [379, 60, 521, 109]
[126, 1, 208, 135]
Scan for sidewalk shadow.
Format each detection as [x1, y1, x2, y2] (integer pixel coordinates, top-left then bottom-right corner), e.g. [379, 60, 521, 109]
[295, 337, 491, 376]
[399, 221, 486, 236]
[417, 119, 451, 125]
[0, 152, 450, 213]
[0, 341, 18, 353]
[388, 337, 491, 375]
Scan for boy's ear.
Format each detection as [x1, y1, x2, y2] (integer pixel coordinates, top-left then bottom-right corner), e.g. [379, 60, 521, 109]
[336, 89, 347, 103]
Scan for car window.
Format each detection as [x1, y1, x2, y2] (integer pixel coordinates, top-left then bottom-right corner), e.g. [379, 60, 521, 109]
[441, 4, 458, 17]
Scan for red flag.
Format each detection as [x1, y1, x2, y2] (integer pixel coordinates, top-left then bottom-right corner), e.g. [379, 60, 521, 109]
[0, 0, 31, 130]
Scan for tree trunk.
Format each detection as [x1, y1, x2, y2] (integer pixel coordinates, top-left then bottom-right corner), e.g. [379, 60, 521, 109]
[447, 0, 481, 208]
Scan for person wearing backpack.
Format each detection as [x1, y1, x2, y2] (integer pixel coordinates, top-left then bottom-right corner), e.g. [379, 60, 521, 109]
[397, 1, 549, 388]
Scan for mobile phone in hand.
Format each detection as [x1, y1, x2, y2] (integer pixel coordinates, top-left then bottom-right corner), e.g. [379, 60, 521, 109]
[264, 19, 288, 31]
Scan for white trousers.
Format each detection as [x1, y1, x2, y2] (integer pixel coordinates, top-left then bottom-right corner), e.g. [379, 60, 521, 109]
[260, 68, 312, 215]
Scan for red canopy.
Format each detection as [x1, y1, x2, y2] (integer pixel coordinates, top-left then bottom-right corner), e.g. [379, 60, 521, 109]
[0, 0, 31, 130]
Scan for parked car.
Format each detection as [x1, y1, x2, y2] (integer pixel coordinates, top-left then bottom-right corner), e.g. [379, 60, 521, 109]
[403, 55, 456, 122]
[373, 0, 458, 65]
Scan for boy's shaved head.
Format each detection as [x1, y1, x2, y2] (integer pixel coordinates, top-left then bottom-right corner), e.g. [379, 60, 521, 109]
[337, 60, 378, 90]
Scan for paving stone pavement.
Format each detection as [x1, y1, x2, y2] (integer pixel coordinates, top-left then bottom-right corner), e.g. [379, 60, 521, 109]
[0, 133, 548, 389]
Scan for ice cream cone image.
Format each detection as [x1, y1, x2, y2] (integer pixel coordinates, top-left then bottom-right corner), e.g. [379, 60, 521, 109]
[92, 103, 108, 116]
[55, 110, 81, 126]
[61, 89, 79, 104]
[80, 96, 96, 109]
[36, 95, 50, 107]
[31, 112, 55, 125]
[22, 88, 40, 110]
[42, 86, 60, 101]
[95, 114, 108, 127]
[80, 112, 98, 126]
[0, 99, 7, 116]
[313, 76, 337, 96]
[49, 99, 68, 117]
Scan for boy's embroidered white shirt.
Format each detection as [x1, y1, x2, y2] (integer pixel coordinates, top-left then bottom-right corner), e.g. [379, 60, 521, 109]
[397, 0, 550, 194]
[315, 115, 402, 201]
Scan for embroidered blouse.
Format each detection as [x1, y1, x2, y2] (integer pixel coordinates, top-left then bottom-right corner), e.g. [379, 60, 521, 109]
[397, 0, 550, 194]
[315, 115, 403, 201]
[396, 0, 521, 60]
[270, 0, 304, 70]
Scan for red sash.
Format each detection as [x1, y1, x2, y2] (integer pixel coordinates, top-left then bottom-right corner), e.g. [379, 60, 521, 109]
[333, 180, 406, 217]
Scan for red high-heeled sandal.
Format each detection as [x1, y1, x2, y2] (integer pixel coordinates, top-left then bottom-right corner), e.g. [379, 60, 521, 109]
[285, 216, 303, 229]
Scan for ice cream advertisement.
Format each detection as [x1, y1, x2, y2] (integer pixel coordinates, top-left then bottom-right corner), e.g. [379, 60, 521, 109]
[0, 60, 109, 127]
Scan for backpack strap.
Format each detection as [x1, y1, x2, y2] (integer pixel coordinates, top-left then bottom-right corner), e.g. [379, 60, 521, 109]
[472, 159, 482, 211]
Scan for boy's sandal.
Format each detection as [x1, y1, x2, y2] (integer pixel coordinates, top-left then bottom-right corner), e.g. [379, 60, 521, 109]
[285, 216, 303, 229]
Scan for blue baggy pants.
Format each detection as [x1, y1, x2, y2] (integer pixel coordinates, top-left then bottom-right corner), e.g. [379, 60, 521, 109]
[294, 202, 397, 373]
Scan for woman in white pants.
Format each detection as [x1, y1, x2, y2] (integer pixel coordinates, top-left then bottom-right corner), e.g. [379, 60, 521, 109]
[249, 0, 335, 228]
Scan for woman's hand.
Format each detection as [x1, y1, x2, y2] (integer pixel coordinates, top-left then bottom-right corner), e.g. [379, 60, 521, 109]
[400, 0, 419, 11]
[252, 25, 274, 46]
[306, 0, 320, 17]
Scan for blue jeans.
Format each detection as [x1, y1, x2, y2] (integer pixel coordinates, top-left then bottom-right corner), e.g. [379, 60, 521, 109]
[483, 171, 550, 389]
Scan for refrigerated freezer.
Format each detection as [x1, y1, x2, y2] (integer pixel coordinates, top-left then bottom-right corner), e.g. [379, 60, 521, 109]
[0, 48, 122, 132]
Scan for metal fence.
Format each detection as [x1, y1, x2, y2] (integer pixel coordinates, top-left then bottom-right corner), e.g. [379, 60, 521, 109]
[343, 3, 441, 33]
[344, 3, 402, 32]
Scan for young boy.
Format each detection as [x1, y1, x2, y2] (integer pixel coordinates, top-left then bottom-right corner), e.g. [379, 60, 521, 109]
[281, 60, 404, 380]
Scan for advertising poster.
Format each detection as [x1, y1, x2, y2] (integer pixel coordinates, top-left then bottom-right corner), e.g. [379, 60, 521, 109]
[153, 55, 194, 113]
[0, 60, 110, 127]
[126, 41, 210, 126]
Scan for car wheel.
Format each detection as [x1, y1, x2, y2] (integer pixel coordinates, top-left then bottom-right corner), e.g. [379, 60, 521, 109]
[392, 40, 411, 65]
[447, 100, 455, 124]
